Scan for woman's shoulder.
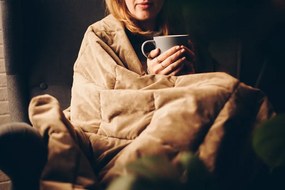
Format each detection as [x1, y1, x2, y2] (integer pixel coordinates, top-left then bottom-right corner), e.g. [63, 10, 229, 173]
[88, 14, 124, 35]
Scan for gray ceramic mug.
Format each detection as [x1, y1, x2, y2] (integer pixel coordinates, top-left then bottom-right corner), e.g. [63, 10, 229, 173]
[141, 34, 189, 58]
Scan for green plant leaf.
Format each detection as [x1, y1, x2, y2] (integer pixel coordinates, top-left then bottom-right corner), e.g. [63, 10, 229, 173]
[106, 175, 138, 190]
[107, 174, 181, 190]
[175, 152, 218, 190]
[253, 114, 285, 169]
[126, 154, 180, 181]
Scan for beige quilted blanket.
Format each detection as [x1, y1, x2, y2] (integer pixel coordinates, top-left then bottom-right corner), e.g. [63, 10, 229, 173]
[28, 15, 274, 190]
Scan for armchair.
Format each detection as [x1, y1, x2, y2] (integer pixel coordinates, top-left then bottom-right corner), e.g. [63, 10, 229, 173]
[0, 0, 105, 189]
[1, 0, 105, 122]
[0, 0, 284, 189]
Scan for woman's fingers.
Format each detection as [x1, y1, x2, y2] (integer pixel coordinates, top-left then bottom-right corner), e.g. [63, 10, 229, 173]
[157, 56, 186, 75]
[147, 45, 195, 75]
[157, 46, 181, 61]
[181, 45, 195, 61]
[168, 65, 184, 76]
[147, 48, 160, 59]
[161, 48, 186, 68]
[163, 56, 186, 75]
[147, 46, 180, 74]
[180, 45, 196, 74]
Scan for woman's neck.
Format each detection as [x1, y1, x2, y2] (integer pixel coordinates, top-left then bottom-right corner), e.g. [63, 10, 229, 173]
[138, 19, 157, 32]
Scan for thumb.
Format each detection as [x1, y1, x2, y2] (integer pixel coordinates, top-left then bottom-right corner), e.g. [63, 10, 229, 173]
[148, 48, 160, 59]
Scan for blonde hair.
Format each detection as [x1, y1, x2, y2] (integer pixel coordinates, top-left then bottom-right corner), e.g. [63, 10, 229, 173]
[105, 0, 169, 36]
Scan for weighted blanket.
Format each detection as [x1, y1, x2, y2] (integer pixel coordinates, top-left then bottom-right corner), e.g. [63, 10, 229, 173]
[28, 15, 274, 189]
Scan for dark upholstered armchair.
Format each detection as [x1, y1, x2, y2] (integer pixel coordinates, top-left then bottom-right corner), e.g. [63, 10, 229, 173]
[0, 0, 285, 189]
[0, 0, 105, 189]
[1, 0, 105, 122]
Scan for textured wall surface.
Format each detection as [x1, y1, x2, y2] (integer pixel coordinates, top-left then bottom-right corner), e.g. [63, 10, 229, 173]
[0, 4, 12, 190]
[0, 3, 10, 125]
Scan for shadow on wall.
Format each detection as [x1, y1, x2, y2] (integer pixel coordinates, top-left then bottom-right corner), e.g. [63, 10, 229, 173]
[171, 0, 285, 113]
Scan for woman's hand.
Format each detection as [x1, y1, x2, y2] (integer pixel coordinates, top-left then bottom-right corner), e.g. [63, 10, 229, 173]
[179, 41, 196, 75]
[146, 41, 195, 76]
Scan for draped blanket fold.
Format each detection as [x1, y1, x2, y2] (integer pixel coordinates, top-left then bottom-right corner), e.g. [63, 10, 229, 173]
[28, 15, 274, 190]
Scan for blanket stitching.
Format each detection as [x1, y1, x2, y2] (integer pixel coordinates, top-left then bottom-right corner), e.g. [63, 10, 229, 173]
[133, 92, 156, 139]
[208, 80, 241, 129]
[178, 79, 240, 155]
[196, 80, 241, 155]
[95, 91, 157, 141]
[97, 91, 103, 135]
[95, 92, 156, 163]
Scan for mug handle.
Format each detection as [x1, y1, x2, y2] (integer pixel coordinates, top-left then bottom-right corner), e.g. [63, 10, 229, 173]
[141, 40, 156, 58]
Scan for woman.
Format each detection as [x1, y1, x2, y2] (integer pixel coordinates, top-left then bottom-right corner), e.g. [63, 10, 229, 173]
[3, 0, 273, 190]
[104, 0, 195, 75]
